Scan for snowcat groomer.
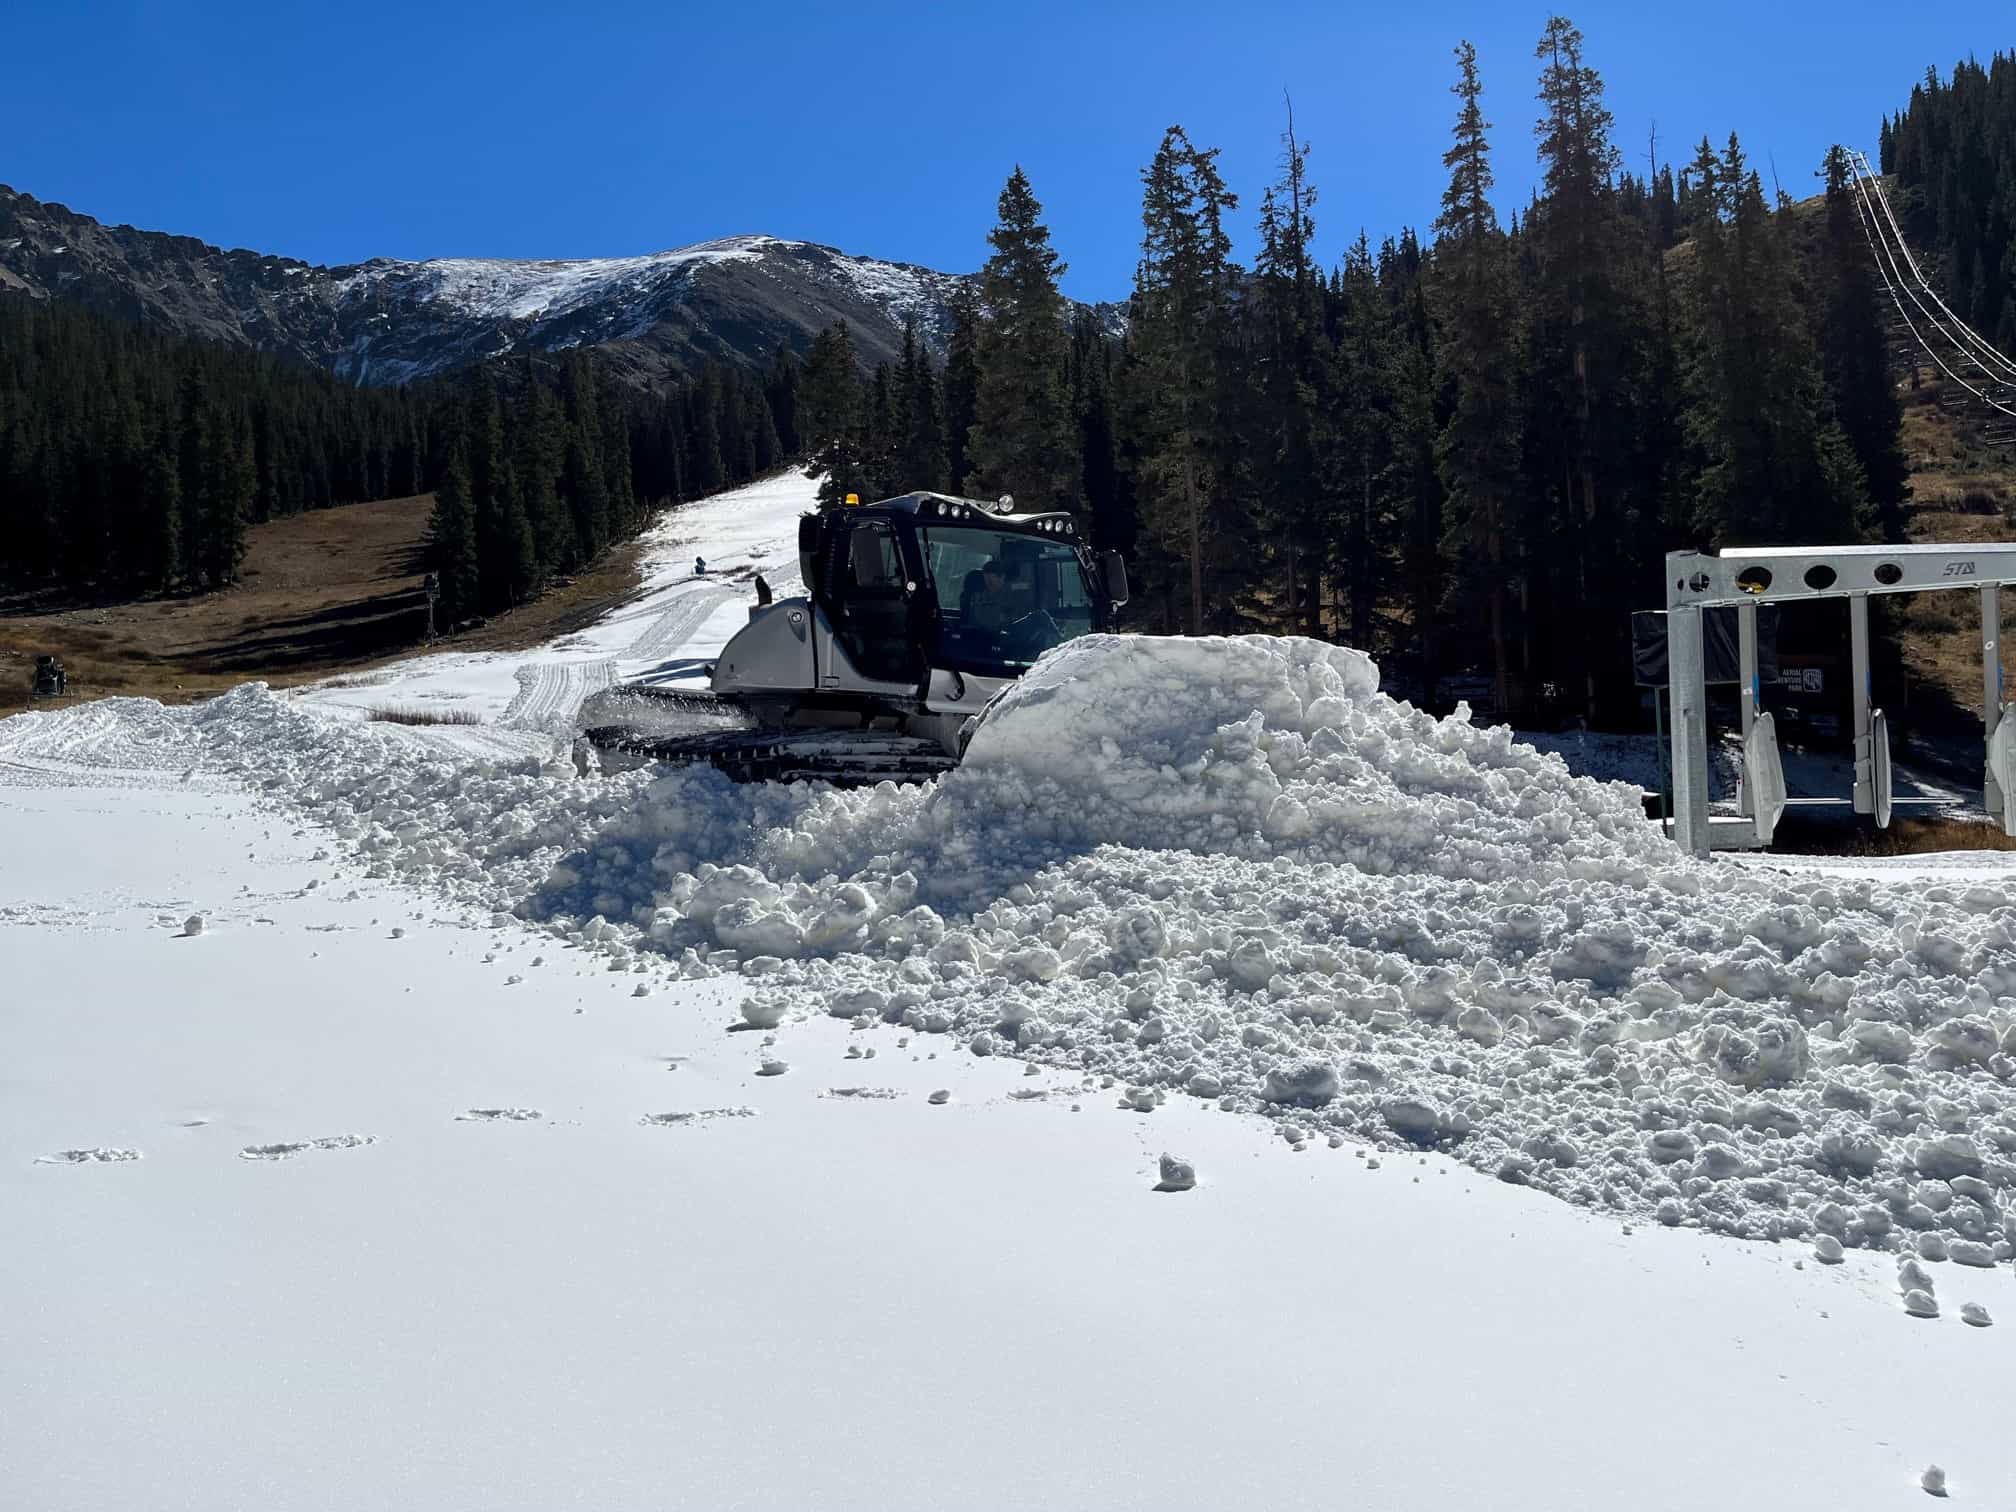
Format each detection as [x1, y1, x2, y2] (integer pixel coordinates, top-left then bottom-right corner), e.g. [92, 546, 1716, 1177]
[579, 491, 1129, 785]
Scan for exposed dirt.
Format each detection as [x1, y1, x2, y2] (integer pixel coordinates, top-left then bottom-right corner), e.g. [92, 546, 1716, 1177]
[0, 494, 648, 714]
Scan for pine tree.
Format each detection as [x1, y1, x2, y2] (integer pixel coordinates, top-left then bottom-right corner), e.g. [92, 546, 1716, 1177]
[864, 362, 900, 497]
[1527, 14, 1639, 718]
[942, 286, 982, 493]
[466, 367, 534, 612]
[1818, 145, 1910, 541]
[1071, 311, 1126, 555]
[558, 357, 610, 563]
[742, 369, 781, 474]
[894, 319, 948, 492]
[1251, 102, 1330, 636]
[515, 364, 566, 581]
[1132, 126, 1240, 633]
[142, 432, 182, 591]
[195, 415, 254, 587]
[765, 345, 801, 457]
[686, 371, 726, 497]
[967, 167, 1080, 512]
[1329, 235, 1395, 655]
[426, 440, 480, 623]
[801, 321, 869, 507]
[1688, 137, 1869, 548]
[1431, 39, 1522, 713]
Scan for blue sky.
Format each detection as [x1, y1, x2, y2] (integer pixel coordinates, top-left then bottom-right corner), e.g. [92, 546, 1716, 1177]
[8, 1, 2004, 301]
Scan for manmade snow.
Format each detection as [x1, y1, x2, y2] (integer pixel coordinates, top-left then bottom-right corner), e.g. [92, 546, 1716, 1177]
[6, 474, 2013, 1509]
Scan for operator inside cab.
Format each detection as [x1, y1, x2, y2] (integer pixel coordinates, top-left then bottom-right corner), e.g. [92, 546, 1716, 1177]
[959, 560, 1008, 628]
[963, 558, 1027, 632]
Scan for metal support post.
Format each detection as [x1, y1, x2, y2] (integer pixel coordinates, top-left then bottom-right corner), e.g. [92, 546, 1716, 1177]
[1850, 593, 1874, 815]
[1985, 584, 2004, 815]
[1736, 599, 1759, 816]
[1669, 605, 1711, 857]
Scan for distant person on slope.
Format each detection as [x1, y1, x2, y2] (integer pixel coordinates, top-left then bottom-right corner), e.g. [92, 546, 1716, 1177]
[694, 556, 708, 576]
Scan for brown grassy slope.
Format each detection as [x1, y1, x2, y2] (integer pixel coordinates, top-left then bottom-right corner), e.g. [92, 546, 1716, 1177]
[1886, 377, 2016, 728]
[0, 495, 649, 715]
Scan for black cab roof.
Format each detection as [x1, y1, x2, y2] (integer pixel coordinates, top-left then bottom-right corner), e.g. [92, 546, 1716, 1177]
[835, 491, 1080, 536]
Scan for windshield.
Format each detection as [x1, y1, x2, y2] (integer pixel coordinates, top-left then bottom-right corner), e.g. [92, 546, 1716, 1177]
[918, 525, 1096, 672]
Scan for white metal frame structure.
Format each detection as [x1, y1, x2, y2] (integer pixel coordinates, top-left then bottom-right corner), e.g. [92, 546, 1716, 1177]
[1664, 543, 2011, 856]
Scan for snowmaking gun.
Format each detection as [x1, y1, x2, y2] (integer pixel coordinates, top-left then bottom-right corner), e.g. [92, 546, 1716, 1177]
[577, 491, 1129, 785]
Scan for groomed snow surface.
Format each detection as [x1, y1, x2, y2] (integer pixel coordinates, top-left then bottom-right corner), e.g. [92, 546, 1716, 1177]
[7, 471, 2014, 1508]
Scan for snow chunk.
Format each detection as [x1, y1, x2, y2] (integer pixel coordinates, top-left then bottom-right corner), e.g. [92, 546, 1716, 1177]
[1260, 1060, 1339, 1108]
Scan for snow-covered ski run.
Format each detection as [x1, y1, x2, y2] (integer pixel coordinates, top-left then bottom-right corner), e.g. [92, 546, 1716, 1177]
[5, 470, 2012, 1510]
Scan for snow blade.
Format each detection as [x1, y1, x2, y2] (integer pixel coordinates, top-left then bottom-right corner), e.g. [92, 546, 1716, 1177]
[581, 726, 956, 787]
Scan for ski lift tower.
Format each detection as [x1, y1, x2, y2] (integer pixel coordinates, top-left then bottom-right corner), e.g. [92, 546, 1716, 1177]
[1664, 543, 2016, 857]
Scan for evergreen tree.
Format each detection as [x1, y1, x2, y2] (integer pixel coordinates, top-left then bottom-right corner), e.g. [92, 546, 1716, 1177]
[1688, 135, 1870, 547]
[1526, 14, 1639, 718]
[967, 167, 1080, 512]
[942, 286, 982, 493]
[1132, 126, 1240, 632]
[1431, 39, 1522, 712]
[1251, 103, 1330, 636]
[686, 370, 726, 497]
[801, 321, 869, 507]
[765, 345, 801, 457]
[142, 432, 182, 590]
[1070, 311, 1126, 556]
[1818, 145, 1910, 541]
[1329, 235, 1398, 654]
[192, 415, 254, 587]
[515, 364, 566, 583]
[557, 356, 610, 563]
[426, 440, 480, 623]
[895, 319, 949, 492]
[864, 361, 900, 497]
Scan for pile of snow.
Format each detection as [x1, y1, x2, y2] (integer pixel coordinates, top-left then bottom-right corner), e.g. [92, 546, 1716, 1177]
[17, 632, 2016, 1260]
[531, 634, 2016, 1254]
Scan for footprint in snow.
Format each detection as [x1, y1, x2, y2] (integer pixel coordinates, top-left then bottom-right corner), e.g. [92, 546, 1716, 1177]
[239, 1134, 377, 1161]
[455, 1108, 543, 1122]
[641, 1108, 757, 1126]
[36, 1147, 141, 1165]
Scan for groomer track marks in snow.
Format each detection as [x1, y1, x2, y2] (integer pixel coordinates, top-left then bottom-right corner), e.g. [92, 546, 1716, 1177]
[500, 659, 617, 731]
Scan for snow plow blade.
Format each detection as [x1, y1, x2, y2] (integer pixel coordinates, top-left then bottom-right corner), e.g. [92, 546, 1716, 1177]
[579, 725, 958, 787]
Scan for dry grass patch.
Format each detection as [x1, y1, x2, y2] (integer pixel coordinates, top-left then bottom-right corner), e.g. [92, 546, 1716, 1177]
[0, 493, 651, 716]
[366, 706, 482, 727]
[1813, 815, 2016, 856]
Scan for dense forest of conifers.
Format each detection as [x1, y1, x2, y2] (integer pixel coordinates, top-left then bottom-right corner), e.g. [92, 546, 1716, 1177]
[0, 294, 800, 623]
[4, 18, 2001, 726]
[1883, 52, 2016, 353]
[802, 17, 1916, 724]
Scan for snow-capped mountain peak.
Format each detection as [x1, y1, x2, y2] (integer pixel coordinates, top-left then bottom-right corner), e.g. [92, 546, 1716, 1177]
[0, 185, 1127, 389]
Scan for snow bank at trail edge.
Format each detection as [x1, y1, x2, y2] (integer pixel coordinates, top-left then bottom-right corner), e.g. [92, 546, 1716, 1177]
[19, 632, 2016, 1261]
